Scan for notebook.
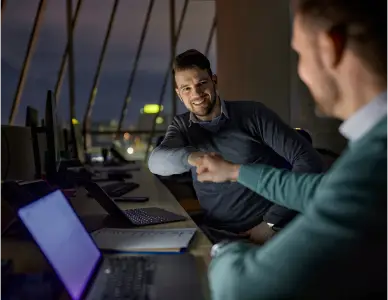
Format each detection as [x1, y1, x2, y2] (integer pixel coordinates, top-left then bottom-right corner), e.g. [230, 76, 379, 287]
[91, 228, 196, 253]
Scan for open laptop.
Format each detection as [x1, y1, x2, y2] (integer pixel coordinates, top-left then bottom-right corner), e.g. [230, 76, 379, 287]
[17, 190, 204, 300]
[83, 181, 186, 226]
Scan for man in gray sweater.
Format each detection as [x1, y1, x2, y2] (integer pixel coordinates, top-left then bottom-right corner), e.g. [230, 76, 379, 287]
[148, 49, 323, 243]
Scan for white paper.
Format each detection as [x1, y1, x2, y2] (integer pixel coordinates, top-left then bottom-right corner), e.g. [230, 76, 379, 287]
[91, 228, 196, 252]
[91, 165, 140, 173]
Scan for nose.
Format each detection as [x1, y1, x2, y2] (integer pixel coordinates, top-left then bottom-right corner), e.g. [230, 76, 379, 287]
[192, 85, 203, 97]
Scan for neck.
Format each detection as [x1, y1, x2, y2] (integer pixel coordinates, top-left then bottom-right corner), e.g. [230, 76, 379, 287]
[196, 97, 222, 121]
[335, 67, 386, 121]
[340, 85, 386, 121]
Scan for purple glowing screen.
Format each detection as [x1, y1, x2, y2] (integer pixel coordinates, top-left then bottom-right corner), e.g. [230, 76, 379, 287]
[17, 190, 101, 300]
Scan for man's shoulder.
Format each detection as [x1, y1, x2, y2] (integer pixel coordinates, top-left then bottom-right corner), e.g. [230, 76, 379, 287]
[224, 100, 273, 114]
[225, 100, 283, 125]
[171, 112, 191, 127]
[331, 133, 386, 181]
[169, 112, 190, 130]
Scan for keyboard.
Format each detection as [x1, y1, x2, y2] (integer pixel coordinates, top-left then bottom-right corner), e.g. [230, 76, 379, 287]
[104, 256, 152, 300]
[102, 182, 139, 197]
[123, 207, 186, 226]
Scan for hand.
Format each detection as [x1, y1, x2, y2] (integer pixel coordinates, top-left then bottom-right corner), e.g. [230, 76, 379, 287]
[243, 222, 276, 245]
[196, 154, 241, 182]
[187, 152, 206, 167]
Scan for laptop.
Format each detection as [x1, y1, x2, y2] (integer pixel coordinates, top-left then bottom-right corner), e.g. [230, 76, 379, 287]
[83, 181, 186, 226]
[17, 190, 205, 300]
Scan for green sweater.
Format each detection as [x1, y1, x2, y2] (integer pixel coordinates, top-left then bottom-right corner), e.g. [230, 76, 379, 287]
[209, 117, 387, 300]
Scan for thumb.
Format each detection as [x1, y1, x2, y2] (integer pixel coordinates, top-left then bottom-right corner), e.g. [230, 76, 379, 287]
[191, 156, 204, 167]
[209, 152, 220, 157]
[196, 165, 207, 174]
[197, 172, 213, 182]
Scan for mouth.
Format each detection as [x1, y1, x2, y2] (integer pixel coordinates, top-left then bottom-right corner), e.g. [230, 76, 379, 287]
[192, 98, 206, 106]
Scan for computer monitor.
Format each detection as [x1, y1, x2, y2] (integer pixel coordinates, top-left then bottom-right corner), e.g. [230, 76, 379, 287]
[17, 190, 102, 300]
[1, 125, 36, 181]
[56, 118, 66, 156]
[25, 106, 39, 127]
[63, 128, 69, 153]
[26, 106, 42, 178]
[45, 90, 61, 179]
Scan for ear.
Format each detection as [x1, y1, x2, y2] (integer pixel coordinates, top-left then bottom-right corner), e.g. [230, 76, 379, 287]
[319, 26, 346, 70]
[212, 74, 218, 86]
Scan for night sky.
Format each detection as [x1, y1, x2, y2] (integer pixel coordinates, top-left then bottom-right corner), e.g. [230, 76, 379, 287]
[2, 0, 216, 127]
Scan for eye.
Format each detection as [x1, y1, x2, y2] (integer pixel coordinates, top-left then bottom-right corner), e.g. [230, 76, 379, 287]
[182, 87, 191, 92]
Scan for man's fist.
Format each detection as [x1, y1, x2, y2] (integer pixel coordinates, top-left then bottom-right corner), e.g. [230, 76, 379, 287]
[187, 152, 206, 167]
[196, 154, 241, 183]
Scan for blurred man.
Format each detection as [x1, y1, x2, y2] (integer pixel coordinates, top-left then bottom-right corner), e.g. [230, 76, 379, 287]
[196, 1, 387, 299]
[148, 49, 323, 243]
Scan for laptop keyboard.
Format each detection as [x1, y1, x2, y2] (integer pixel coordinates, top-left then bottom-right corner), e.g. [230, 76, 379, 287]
[104, 256, 151, 300]
[103, 182, 140, 197]
[124, 208, 170, 225]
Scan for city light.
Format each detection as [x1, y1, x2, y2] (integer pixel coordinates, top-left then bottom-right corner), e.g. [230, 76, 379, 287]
[72, 118, 79, 125]
[127, 147, 134, 155]
[142, 104, 163, 114]
[91, 155, 104, 162]
[155, 116, 164, 124]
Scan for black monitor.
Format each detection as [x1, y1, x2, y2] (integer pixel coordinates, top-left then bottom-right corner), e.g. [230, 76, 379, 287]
[63, 128, 69, 153]
[45, 90, 61, 180]
[25, 106, 39, 127]
[26, 106, 42, 178]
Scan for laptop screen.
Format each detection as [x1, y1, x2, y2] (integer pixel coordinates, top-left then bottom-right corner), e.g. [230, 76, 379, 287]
[17, 190, 101, 300]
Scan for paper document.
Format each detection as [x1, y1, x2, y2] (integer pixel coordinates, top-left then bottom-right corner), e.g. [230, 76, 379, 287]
[91, 228, 196, 252]
[92, 165, 141, 173]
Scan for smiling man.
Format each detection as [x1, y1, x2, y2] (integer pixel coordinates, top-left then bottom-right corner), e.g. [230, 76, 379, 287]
[196, 0, 387, 299]
[148, 49, 323, 243]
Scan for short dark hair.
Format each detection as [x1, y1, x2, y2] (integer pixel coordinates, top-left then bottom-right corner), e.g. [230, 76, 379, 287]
[172, 49, 213, 77]
[292, 0, 387, 79]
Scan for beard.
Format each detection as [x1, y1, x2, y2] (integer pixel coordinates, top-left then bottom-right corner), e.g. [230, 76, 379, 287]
[190, 90, 217, 118]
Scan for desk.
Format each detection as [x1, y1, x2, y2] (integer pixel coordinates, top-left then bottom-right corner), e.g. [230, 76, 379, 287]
[2, 165, 212, 298]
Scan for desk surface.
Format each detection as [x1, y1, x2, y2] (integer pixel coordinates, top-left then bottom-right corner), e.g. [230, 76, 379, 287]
[2, 165, 212, 298]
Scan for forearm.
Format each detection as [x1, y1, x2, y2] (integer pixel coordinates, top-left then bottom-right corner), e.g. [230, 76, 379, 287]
[148, 146, 197, 176]
[209, 240, 304, 300]
[209, 219, 318, 300]
[238, 164, 324, 213]
[210, 135, 387, 300]
[209, 212, 344, 300]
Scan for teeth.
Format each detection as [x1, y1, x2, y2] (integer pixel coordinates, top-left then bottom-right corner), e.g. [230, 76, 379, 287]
[193, 100, 204, 105]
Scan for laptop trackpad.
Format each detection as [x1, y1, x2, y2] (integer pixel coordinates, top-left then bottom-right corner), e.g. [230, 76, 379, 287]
[148, 254, 206, 300]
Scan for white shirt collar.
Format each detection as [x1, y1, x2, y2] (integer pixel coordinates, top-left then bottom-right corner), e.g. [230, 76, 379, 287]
[339, 91, 387, 142]
[189, 98, 229, 126]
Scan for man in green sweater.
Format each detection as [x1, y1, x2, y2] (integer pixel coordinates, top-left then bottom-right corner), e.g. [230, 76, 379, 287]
[194, 0, 387, 299]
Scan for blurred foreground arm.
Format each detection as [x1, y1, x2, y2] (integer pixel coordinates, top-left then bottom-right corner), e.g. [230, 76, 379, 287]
[196, 155, 324, 213]
[209, 141, 386, 299]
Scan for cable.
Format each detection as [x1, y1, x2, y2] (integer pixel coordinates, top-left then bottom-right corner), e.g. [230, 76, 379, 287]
[2, 130, 11, 181]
